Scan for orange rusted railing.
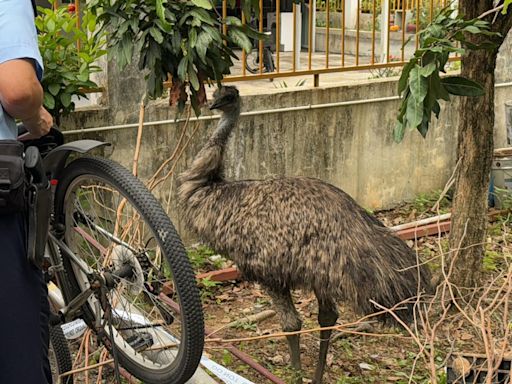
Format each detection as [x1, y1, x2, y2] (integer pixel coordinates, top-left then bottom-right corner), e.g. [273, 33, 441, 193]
[223, 0, 456, 86]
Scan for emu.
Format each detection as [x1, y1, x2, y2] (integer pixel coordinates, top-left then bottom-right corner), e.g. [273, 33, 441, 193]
[178, 86, 431, 384]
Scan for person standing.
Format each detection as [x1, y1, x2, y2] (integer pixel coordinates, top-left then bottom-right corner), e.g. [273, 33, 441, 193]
[0, 0, 53, 382]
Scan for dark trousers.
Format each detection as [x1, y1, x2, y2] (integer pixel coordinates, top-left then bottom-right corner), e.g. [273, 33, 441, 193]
[0, 213, 51, 384]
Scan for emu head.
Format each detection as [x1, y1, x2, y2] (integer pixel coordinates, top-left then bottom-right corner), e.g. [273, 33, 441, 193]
[210, 86, 240, 113]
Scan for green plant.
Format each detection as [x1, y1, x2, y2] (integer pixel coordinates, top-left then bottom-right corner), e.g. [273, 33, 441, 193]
[411, 190, 451, 213]
[361, 0, 381, 14]
[221, 349, 233, 366]
[187, 244, 216, 270]
[273, 79, 307, 88]
[483, 250, 500, 271]
[199, 276, 221, 300]
[395, 6, 499, 142]
[36, 3, 106, 123]
[88, 0, 263, 115]
[231, 319, 257, 331]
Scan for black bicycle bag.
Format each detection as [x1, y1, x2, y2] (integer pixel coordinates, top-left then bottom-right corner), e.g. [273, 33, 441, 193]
[0, 140, 27, 214]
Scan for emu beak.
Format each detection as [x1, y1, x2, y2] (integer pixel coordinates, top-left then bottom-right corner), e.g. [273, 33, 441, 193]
[209, 99, 224, 110]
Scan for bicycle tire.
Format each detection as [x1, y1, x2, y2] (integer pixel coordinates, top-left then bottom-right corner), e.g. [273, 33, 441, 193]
[53, 156, 204, 384]
[49, 323, 73, 384]
[245, 48, 262, 74]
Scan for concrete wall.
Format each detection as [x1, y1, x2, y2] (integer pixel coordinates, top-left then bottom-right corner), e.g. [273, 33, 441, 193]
[62, 43, 512, 240]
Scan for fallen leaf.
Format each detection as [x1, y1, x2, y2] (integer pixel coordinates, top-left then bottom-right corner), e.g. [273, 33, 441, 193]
[359, 362, 375, 371]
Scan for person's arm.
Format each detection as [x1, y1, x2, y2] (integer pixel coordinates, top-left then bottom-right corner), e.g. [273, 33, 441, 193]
[0, 59, 52, 137]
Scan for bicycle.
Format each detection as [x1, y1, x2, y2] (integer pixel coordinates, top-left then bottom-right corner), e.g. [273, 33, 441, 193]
[244, 17, 276, 75]
[21, 127, 205, 384]
[244, 44, 276, 74]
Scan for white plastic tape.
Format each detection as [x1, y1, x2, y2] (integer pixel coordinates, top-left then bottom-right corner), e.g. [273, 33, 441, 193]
[60, 319, 88, 340]
[200, 356, 255, 384]
[108, 308, 255, 384]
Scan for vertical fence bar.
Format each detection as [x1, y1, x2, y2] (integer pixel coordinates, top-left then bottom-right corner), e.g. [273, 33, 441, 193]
[371, 0, 376, 64]
[222, 0, 227, 35]
[326, 0, 330, 68]
[400, 0, 406, 61]
[292, 2, 297, 71]
[356, 0, 360, 65]
[430, 0, 434, 21]
[242, 10, 247, 76]
[387, 0, 391, 62]
[308, 0, 313, 69]
[341, 0, 345, 66]
[259, 0, 264, 73]
[276, 0, 280, 73]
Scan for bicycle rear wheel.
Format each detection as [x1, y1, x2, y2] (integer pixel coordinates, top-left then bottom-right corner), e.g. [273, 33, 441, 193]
[53, 156, 204, 384]
[245, 48, 261, 74]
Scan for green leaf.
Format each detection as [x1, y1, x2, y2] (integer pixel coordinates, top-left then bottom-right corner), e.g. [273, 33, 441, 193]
[188, 62, 200, 91]
[432, 100, 441, 119]
[394, 120, 406, 143]
[406, 93, 424, 129]
[420, 62, 437, 78]
[48, 83, 60, 96]
[150, 27, 164, 44]
[60, 93, 72, 108]
[503, 0, 512, 14]
[43, 92, 55, 110]
[177, 57, 188, 81]
[409, 65, 428, 103]
[196, 31, 213, 63]
[47, 18, 55, 33]
[228, 28, 252, 53]
[191, 0, 213, 9]
[189, 28, 198, 48]
[464, 25, 480, 34]
[156, 0, 170, 25]
[440, 76, 485, 97]
[224, 16, 243, 26]
[398, 59, 416, 95]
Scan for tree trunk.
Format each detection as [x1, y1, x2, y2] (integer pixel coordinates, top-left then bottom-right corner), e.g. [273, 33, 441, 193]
[448, 1, 507, 288]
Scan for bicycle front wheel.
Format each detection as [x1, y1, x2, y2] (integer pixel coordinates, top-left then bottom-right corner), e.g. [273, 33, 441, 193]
[54, 156, 204, 384]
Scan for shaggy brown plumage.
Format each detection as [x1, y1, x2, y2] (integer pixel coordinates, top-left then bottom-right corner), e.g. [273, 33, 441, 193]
[179, 86, 431, 384]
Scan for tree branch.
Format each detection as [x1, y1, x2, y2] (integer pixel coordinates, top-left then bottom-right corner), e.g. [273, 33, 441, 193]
[478, 3, 505, 20]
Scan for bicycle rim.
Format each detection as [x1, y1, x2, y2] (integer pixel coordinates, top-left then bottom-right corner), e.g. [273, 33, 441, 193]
[54, 157, 204, 383]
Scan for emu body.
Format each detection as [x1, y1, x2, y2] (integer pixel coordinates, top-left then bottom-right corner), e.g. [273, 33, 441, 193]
[179, 86, 430, 383]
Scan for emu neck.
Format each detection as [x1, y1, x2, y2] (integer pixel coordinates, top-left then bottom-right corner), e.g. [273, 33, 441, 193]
[179, 106, 240, 200]
[209, 106, 240, 147]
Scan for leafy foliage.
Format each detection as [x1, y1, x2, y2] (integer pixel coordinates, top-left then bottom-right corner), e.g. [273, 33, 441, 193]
[395, 6, 500, 142]
[503, 0, 512, 15]
[36, 4, 106, 121]
[88, 0, 264, 115]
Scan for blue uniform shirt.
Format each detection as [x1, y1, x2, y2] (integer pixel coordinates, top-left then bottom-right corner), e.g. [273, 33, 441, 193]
[0, 0, 43, 140]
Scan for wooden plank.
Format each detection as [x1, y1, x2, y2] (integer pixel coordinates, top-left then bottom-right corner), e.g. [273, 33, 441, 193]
[396, 221, 451, 240]
[196, 267, 241, 282]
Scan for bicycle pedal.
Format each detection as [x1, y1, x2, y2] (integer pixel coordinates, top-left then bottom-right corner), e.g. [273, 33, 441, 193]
[126, 332, 154, 352]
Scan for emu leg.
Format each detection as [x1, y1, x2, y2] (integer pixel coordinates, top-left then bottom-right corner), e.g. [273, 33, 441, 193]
[266, 287, 303, 383]
[313, 297, 339, 384]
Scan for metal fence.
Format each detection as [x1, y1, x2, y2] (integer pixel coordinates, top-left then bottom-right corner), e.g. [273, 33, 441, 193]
[223, 0, 456, 84]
